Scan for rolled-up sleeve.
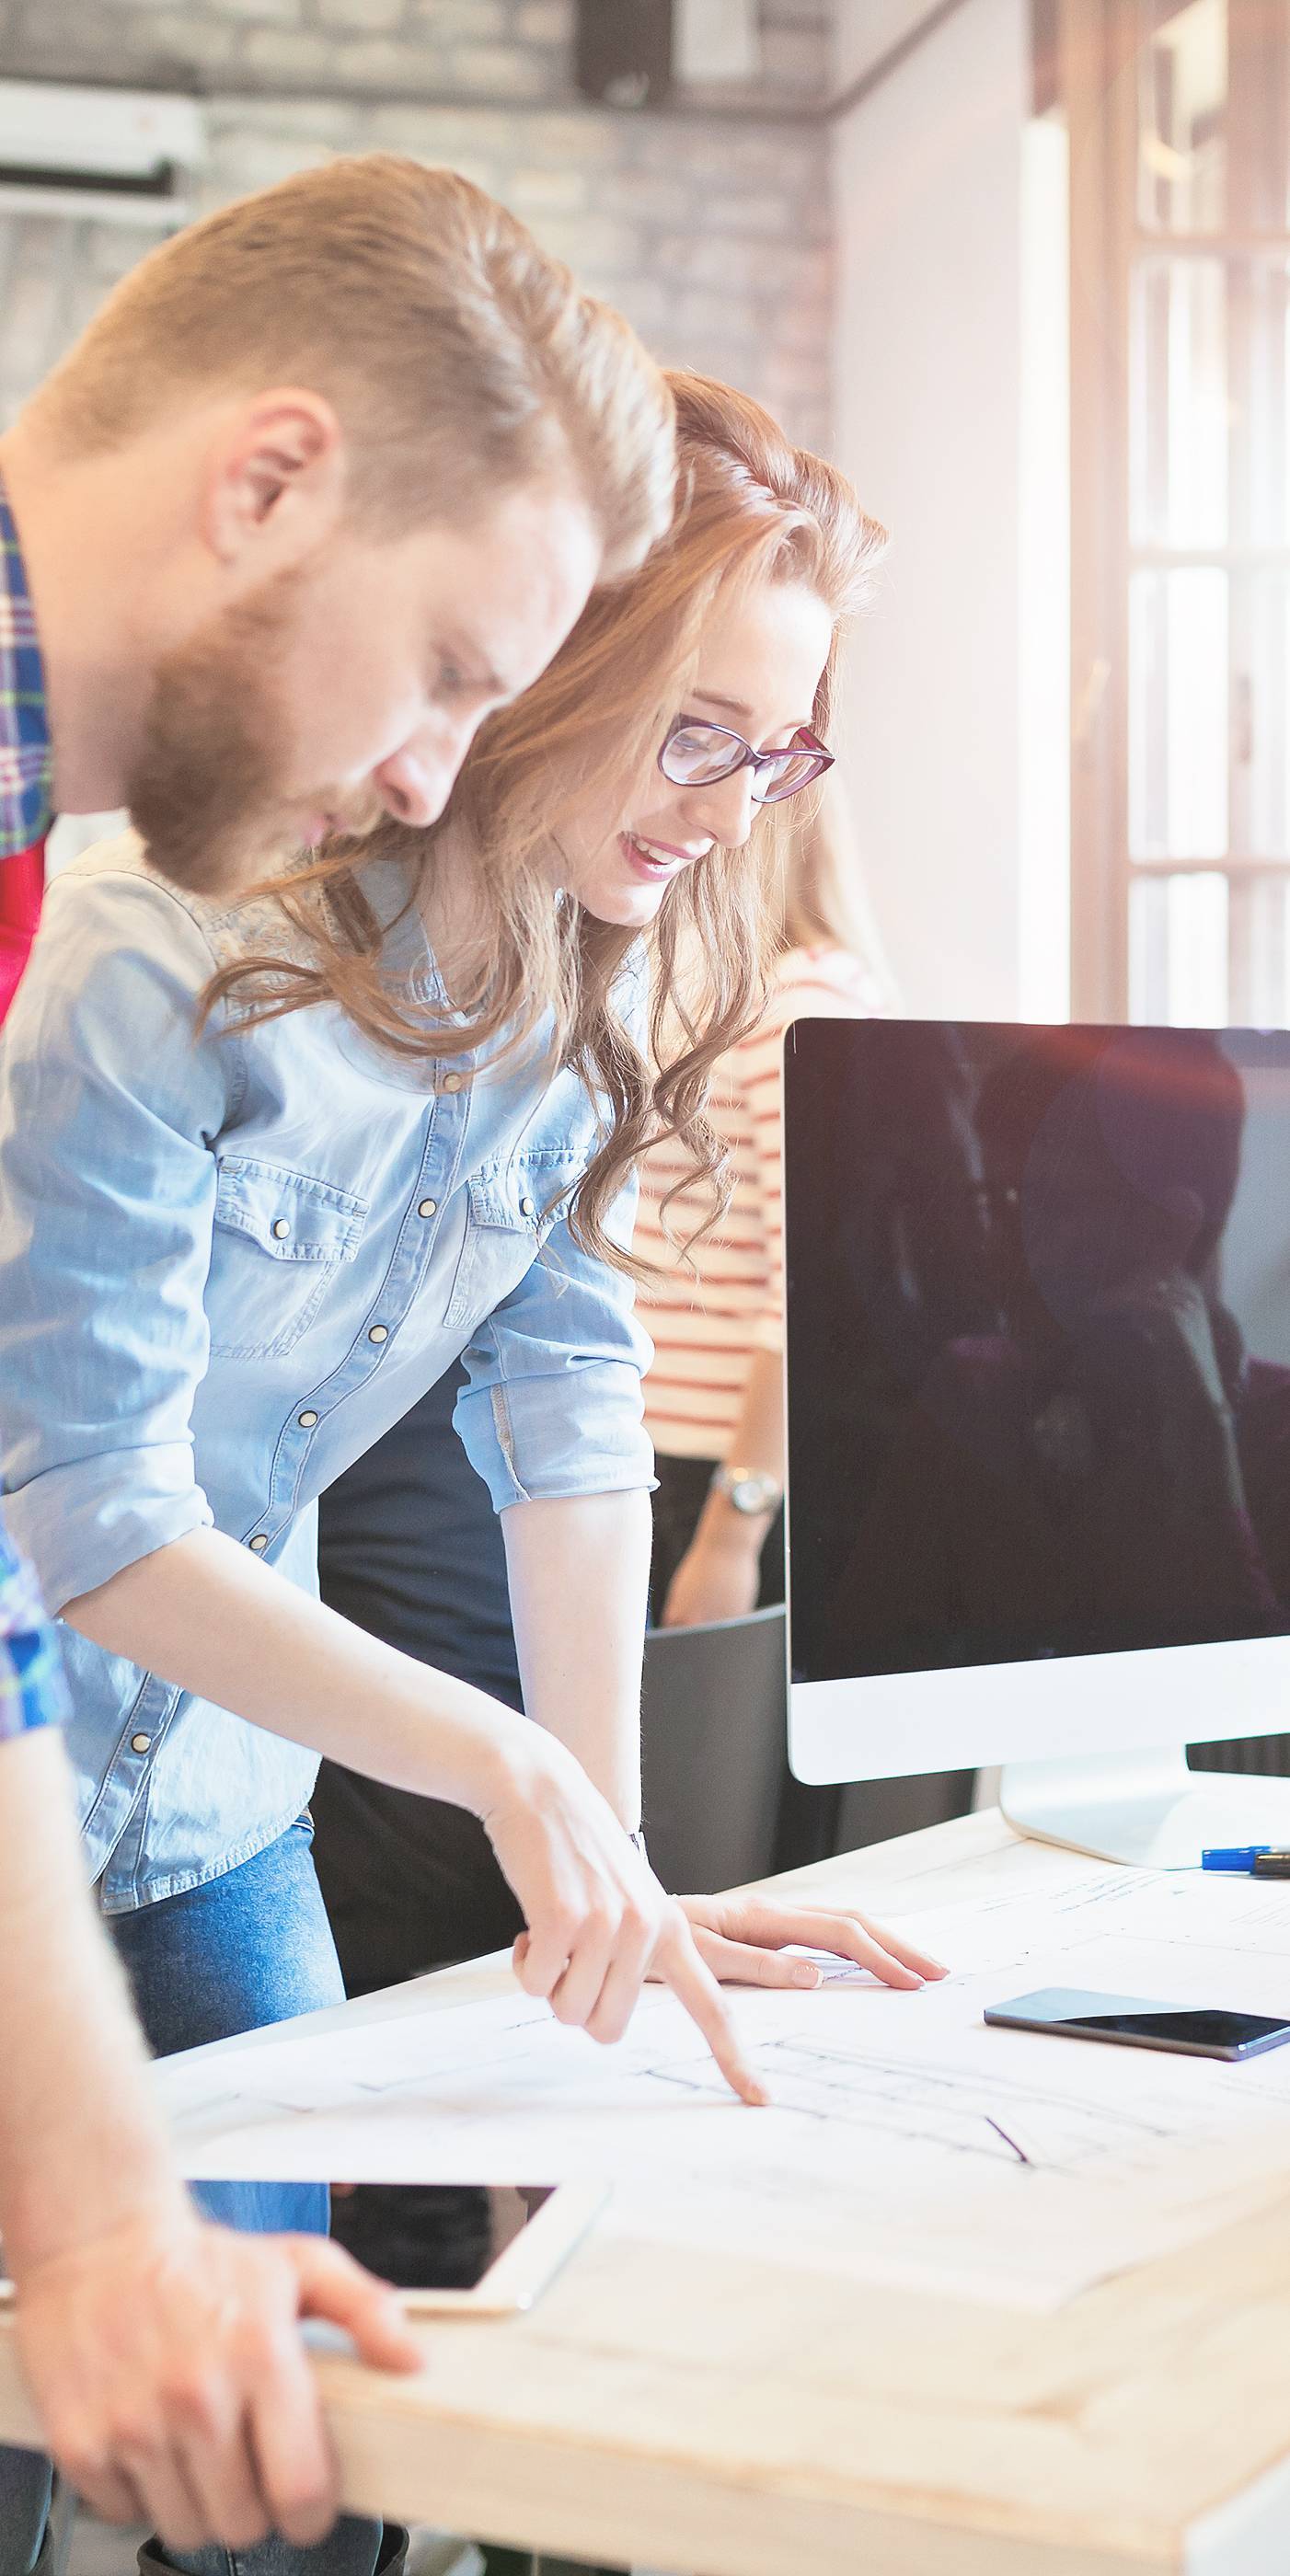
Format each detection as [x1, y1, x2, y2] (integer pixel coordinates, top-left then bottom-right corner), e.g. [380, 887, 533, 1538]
[455, 1171, 657, 1512]
[0, 864, 235, 1611]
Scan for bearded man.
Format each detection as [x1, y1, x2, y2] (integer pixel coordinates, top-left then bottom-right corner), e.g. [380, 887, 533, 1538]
[0, 151, 675, 2576]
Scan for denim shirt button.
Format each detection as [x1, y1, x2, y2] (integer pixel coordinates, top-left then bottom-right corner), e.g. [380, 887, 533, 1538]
[271, 1218, 291, 1239]
[131, 1732, 151, 1754]
[248, 1533, 269, 1552]
[368, 1323, 389, 1343]
[442, 1073, 463, 1095]
[418, 1198, 437, 1219]
[520, 1196, 536, 1218]
[298, 1409, 318, 1428]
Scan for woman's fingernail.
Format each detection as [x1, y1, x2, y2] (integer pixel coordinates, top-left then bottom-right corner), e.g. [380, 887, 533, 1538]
[793, 1960, 821, 1986]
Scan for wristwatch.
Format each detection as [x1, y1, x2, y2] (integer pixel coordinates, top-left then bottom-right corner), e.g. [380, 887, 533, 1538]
[710, 1462, 783, 1517]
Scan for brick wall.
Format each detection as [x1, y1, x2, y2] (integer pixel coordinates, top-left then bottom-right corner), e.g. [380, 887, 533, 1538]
[0, 0, 835, 453]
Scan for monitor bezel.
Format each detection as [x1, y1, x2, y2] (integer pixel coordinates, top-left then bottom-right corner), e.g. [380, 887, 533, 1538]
[783, 1013, 1290, 1791]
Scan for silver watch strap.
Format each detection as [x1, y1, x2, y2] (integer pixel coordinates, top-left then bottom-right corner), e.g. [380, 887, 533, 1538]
[711, 1462, 783, 1514]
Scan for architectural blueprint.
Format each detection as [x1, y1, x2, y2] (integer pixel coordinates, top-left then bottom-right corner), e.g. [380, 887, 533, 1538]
[154, 1845, 1290, 2311]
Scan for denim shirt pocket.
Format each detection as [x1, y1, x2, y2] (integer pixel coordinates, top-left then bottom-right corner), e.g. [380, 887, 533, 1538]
[207, 1155, 369, 1360]
[443, 1146, 580, 1334]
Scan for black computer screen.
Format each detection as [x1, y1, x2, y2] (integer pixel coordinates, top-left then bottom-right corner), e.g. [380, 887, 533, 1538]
[784, 1020, 1290, 1686]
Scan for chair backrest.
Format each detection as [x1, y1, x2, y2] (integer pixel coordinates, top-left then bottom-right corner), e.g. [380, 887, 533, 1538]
[639, 1606, 788, 1895]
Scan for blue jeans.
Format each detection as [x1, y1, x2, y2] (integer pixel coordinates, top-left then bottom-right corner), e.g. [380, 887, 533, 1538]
[0, 1823, 387, 2576]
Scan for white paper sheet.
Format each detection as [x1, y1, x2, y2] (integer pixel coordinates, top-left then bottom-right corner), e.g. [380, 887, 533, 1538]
[155, 1848, 1290, 2313]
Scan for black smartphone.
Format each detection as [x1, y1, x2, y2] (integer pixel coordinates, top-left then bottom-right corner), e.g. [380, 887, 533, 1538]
[984, 1986, 1290, 2062]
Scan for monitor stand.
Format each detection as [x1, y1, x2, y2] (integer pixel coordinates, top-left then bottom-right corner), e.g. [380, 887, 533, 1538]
[999, 1747, 1290, 1869]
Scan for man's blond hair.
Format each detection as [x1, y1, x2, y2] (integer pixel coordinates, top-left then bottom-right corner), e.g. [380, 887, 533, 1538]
[29, 154, 675, 576]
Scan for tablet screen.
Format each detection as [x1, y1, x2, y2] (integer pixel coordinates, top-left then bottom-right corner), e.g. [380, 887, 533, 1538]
[328, 2181, 555, 2289]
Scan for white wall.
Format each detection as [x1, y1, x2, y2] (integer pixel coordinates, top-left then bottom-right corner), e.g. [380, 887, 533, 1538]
[832, 0, 1068, 1019]
[834, 0, 951, 94]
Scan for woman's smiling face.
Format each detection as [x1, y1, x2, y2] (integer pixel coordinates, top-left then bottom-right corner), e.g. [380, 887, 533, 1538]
[558, 571, 835, 929]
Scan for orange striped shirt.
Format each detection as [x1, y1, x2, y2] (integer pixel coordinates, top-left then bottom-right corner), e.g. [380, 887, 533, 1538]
[638, 946, 881, 1460]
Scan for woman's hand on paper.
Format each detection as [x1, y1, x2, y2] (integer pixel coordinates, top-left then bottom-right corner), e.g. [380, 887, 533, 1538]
[483, 1732, 769, 2104]
[673, 1894, 950, 1990]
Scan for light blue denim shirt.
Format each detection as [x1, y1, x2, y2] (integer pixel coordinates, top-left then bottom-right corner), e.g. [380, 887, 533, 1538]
[0, 834, 653, 1911]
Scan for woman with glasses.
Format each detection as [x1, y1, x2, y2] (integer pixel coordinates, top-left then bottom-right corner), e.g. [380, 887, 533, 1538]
[311, 795, 892, 1994]
[311, 384, 902, 1994]
[0, 374, 944, 2117]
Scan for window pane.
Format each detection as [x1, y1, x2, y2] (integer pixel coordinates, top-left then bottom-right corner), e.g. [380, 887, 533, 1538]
[1130, 568, 1229, 857]
[1227, 873, 1290, 1020]
[1131, 255, 1227, 543]
[1245, 255, 1290, 545]
[1130, 255, 1290, 548]
[1137, 0, 1228, 235]
[1130, 869, 1229, 1020]
[1239, 571, 1290, 857]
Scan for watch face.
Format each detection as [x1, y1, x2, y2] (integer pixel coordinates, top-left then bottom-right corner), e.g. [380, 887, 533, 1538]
[731, 1474, 777, 1514]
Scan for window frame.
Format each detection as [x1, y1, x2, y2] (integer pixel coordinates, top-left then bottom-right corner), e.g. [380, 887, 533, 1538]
[1065, 0, 1290, 1021]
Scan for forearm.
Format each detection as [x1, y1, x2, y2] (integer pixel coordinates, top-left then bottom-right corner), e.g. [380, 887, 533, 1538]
[659, 1348, 784, 1628]
[501, 1489, 652, 1828]
[0, 1730, 184, 2278]
[64, 1525, 527, 1818]
[693, 1345, 785, 1555]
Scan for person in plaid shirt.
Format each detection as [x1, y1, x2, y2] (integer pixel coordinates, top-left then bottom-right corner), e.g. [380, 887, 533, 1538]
[0, 1530, 68, 1742]
[0, 466, 66, 1751]
[0, 216, 426, 2576]
[0, 154, 675, 2576]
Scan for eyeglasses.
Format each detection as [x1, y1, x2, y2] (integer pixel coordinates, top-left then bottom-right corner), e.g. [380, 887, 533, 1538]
[657, 716, 835, 806]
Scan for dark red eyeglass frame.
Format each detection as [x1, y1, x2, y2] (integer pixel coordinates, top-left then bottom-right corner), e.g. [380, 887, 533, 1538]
[657, 717, 835, 805]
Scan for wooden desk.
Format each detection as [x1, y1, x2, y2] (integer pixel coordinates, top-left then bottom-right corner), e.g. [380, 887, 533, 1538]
[5, 1811, 1290, 2574]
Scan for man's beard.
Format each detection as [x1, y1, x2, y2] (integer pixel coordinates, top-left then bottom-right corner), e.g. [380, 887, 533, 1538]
[125, 569, 378, 898]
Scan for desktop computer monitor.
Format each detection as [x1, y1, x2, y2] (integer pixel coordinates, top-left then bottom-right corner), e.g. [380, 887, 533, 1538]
[784, 1018, 1290, 1866]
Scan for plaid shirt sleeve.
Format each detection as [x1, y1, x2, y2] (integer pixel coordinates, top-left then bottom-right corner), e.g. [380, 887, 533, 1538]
[0, 474, 63, 1741]
[0, 1514, 68, 1739]
[0, 500, 52, 858]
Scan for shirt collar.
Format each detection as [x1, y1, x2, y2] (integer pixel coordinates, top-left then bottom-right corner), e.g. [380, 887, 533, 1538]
[0, 466, 52, 859]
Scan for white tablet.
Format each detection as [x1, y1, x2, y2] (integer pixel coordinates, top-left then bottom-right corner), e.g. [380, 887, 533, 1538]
[306, 2179, 606, 2316]
[0, 2182, 609, 2319]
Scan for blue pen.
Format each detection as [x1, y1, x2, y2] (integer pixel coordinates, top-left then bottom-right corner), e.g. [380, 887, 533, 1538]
[1202, 1846, 1276, 1872]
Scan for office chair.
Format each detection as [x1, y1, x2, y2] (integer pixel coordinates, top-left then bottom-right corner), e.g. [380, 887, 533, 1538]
[639, 1606, 790, 1893]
